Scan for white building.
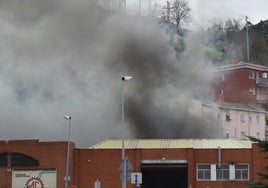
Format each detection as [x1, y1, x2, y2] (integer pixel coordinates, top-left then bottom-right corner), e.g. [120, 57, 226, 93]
[202, 102, 267, 140]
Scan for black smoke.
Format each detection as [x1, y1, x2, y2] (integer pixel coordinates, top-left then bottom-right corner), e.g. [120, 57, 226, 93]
[0, 0, 220, 148]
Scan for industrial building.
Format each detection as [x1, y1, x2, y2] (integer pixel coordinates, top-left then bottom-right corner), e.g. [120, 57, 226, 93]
[0, 138, 267, 188]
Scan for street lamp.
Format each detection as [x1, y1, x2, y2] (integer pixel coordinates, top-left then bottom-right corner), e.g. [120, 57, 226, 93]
[64, 115, 71, 188]
[121, 76, 132, 188]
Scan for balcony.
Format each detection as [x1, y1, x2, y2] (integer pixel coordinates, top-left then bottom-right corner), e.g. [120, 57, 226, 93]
[256, 78, 268, 87]
[257, 94, 268, 102]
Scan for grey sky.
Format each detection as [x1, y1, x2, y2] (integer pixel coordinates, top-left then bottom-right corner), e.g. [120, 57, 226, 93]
[128, 0, 268, 24]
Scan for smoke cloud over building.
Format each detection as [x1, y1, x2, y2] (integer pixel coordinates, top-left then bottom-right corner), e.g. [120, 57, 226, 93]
[0, 0, 220, 148]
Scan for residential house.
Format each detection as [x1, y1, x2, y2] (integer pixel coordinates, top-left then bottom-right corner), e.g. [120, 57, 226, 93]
[202, 102, 267, 140]
[209, 60, 268, 109]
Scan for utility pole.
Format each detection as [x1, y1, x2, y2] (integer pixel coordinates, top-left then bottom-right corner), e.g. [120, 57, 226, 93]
[246, 16, 250, 62]
[167, 1, 171, 23]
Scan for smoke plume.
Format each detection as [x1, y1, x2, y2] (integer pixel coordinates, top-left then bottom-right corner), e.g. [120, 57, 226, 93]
[0, 0, 220, 148]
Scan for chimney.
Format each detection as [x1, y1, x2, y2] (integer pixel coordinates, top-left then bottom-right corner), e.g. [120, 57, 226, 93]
[231, 59, 239, 65]
[217, 93, 224, 103]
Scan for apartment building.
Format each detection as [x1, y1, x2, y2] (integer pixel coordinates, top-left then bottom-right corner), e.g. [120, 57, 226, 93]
[202, 102, 266, 140]
[210, 60, 268, 108]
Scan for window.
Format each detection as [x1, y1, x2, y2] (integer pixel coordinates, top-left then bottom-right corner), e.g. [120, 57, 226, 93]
[197, 165, 211, 180]
[221, 73, 225, 81]
[11, 152, 39, 167]
[249, 116, 252, 123]
[226, 113, 231, 121]
[235, 164, 249, 180]
[249, 88, 255, 95]
[0, 153, 8, 167]
[256, 115, 260, 124]
[216, 165, 229, 180]
[249, 71, 255, 79]
[240, 113, 245, 122]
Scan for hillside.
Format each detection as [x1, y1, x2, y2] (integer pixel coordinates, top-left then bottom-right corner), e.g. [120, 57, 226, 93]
[216, 20, 268, 65]
[249, 20, 268, 65]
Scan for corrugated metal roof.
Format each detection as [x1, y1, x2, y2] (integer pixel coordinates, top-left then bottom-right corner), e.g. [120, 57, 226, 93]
[89, 139, 252, 149]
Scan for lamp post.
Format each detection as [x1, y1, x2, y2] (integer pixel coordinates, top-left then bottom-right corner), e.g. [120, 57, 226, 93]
[121, 76, 132, 188]
[64, 115, 71, 188]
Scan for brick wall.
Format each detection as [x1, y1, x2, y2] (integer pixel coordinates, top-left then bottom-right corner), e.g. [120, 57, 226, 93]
[0, 139, 74, 188]
[73, 145, 268, 188]
[213, 68, 257, 104]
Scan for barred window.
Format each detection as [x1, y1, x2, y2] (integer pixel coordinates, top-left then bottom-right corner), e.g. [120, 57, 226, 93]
[197, 165, 211, 180]
[235, 164, 248, 180]
[216, 165, 229, 180]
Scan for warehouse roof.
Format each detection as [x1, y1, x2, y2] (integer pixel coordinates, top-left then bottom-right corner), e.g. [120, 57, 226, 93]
[89, 139, 253, 149]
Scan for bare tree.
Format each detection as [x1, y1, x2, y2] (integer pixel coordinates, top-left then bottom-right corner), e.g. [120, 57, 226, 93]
[161, 0, 191, 28]
[172, 0, 191, 28]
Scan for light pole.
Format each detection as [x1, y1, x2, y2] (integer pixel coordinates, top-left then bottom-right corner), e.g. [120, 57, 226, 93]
[64, 115, 71, 188]
[121, 76, 132, 188]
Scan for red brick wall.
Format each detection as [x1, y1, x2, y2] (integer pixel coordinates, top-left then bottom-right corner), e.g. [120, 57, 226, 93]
[73, 146, 268, 188]
[1, 140, 268, 188]
[212, 68, 257, 104]
[0, 139, 74, 188]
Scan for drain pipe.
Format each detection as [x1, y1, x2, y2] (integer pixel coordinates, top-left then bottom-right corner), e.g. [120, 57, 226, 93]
[218, 146, 221, 168]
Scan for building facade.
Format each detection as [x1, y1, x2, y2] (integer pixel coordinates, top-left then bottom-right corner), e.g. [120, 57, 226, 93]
[210, 60, 268, 107]
[202, 102, 267, 140]
[74, 139, 268, 188]
[1, 139, 267, 188]
[0, 139, 75, 188]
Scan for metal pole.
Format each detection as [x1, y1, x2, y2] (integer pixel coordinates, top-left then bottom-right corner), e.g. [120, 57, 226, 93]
[246, 16, 249, 62]
[121, 76, 132, 188]
[167, 1, 170, 23]
[122, 81, 125, 161]
[64, 116, 71, 188]
[121, 79, 126, 188]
